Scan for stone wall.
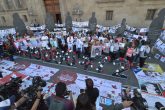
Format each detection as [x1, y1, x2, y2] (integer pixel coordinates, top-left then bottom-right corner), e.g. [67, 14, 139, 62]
[59, 0, 165, 28]
[0, 0, 46, 26]
[0, 0, 165, 28]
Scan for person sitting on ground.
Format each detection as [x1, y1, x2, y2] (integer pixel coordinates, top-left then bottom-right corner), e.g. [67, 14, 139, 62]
[45, 82, 74, 110]
[85, 78, 99, 108]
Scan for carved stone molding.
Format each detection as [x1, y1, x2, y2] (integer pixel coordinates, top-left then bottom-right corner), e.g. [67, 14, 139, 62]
[139, 0, 164, 1]
[96, 0, 125, 3]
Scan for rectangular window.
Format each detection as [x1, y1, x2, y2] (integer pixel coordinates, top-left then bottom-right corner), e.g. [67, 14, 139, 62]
[23, 15, 28, 22]
[1, 16, 6, 23]
[5, 0, 13, 9]
[146, 9, 157, 20]
[106, 10, 113, 20]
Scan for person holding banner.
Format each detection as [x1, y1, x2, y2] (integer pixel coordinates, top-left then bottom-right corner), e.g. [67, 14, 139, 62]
[103, 38, 110, 55]
[83, 37, 89, 57]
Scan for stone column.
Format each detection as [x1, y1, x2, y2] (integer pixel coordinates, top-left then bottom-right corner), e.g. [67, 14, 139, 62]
[59, 0, 68, 23]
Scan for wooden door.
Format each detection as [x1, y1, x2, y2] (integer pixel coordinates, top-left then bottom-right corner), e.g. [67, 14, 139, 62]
[44, 0, 62, 23]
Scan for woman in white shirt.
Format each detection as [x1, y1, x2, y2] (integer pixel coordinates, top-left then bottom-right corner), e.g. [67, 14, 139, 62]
[67, 35, 73, 51]
[109, 38, 114, 60]
[112, 39, 120, 60]
[76, 37, 83, 58]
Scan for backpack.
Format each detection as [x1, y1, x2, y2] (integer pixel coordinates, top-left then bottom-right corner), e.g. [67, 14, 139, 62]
[49, 97, 65, 110]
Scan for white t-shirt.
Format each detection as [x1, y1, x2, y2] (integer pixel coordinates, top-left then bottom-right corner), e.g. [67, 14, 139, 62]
[113, 43, 119, 52]
[99, 36, 105, 42]
[67, 36, 73, 45]
[76, 39, 83, 49]
[140, 45, 150, 57]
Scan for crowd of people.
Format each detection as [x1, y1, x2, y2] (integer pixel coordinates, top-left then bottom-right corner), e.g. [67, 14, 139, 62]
[0, 24, 157, 110]
[0, 27, 151, 68]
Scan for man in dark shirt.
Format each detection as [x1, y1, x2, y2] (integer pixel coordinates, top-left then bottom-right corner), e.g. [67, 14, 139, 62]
[85, 78, 99, 107]
[45, 82, 74, 110]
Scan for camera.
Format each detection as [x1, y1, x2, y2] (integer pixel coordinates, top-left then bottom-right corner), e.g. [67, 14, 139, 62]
[64, 91, 71, 96]
[80, 89, 85, 94]
[155, 102, 165, 110]
[0, 77, 22, 100]
[122, 89, 148, 110]
[18, 76, 46, 110]
[22, 76, 46, 99]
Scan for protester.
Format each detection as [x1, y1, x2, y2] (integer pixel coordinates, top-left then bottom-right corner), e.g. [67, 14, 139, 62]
[113, 39, 120, 60]
[139, 41, 150, 67]
[76, 36, 83, 58]
[67, 35, 73, 51]
[132, 41, 140, 63]
[126, 46, 134, 65]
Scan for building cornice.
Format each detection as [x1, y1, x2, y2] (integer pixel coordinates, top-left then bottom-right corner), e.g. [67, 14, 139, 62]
[139, 0, 165, 1]
[0, 8, 28, 14]
[96, 0, 125, 3]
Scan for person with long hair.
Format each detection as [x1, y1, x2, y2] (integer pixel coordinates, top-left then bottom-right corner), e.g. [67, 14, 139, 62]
[85, 78, 99, 108]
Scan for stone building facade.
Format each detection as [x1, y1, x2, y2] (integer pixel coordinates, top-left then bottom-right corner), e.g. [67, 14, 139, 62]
[59, 0, 165, 28]
[0, 0, 46, 26]
[0, 0, 165, 28]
